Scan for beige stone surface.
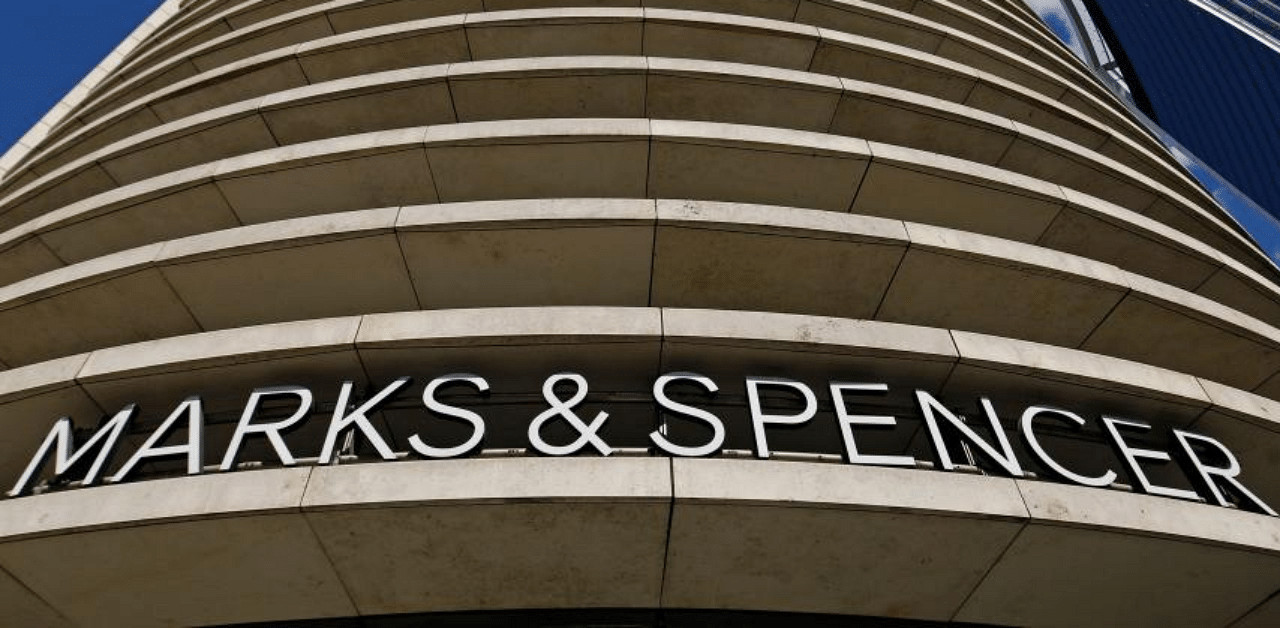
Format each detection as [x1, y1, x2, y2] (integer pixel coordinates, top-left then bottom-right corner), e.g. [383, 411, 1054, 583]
[426, 119, 649, 202]
[1233, 594, 1280, 628]
[812, 29, 979, 102]
[0, 569, 71, 628]
[832, 80, 1018, 164]
[38, 180, 242, 265]
[1040, 191, 1220, 292]
[300, 19, 470, 82]
[191, 16, 334, 73]
[262, 70, 454, 144]
[998, 124, 1157, 211]
[664, 459, 1025, 619]
[0, 514, 354, 628]
[797, 0, 947, 53]
[646, 58, 840, 131]
[1197, 265, 1280, 329]
[0, 237, 71, 288]
[452, 59, 647, 121]
[164, 232, 418, 328]
[329, 0, 483, 32]
[660, 307, 958, 358]
[0, 267, 201, 368]
[76, 317, 362, 413]
[652, 200, 906, 317]
[304, 458, 670, 614]
[399, 200, 654, 308]
[880, 223, 1129, 346]
[100, 110, 278, 185]
[467, 9, 643, 60]
[0, 467, 310, 539]
[1082, 293, 1280, 394]
[151, 56, 311, 122]
[650, 120, 869, 210]
[956, 519, 1280, 628]
[644, 9, 819, 69]
[945, 329, 1212, 425]
[855, 142, 1066, 242]
[357, 307, 661, 393]
[234, 158, 405, 214]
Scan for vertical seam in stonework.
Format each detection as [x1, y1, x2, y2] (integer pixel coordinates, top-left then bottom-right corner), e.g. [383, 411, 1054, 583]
[321, 9, 339, 38]
[96, 159, 123, 187]
[36, 233, 72, 267]
[293, 44, 316, 85]
[804, 34, 819, 74]
[259, 110, 284, 148]
[1189, 264, 1223, 293]
[1029, 196, 1070, 249]
[910, 338, 965, 456]
[462, 14, 477, 63]
[210, 174, 248, 226]
[1184, 402, 1213, 432]
[822, 80, 842, 134]
[1074, 285, 1133, 350]
[444, 69, 461, 123]
[991, 127, 1019, 167]
[847, 149, 872, 214]
[643, 119, 654, 201]
[646, 201, 659, 308]
[299, 484, 364, 618]
[391, 207, 425, 310]
[0, 560, 77, 627]
[1226, 584, 1280, 627]
[642, 57, 658, 309]
[655, 305, 674, 607]
[155, 264, 208, 332]
[869, 228, 908, 320]
[420, 143, 441, 207]
[947, 486, 1031, 622]
[639, 13, 649, 58]
[657, 456, 676, 609]
[351, 314, 375, 387]
[960, 69, 981, 105]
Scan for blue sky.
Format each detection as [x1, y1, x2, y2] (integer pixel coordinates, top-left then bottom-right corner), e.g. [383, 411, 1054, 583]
[0, 2, 162, 154]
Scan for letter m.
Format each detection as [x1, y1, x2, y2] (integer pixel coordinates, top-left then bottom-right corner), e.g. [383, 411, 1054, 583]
[8, 405, 135, 497]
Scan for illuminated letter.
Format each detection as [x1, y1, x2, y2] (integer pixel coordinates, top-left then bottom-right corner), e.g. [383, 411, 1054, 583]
[1020, 406, 1117, 487]
[1174, 429, 1276, 516]
[220, 385, 313, 470]
[8, 405, 135, 496]
[830, 382, 915, 467]
[110, 397, 204, 482]
[917, 391, 1023, 476]
[1100, 417, 1199, 501]
[319, 378, 409, 464]
[651, 372, 724, 457]
[409, 374, 488, 459]
[746, 376, 817, 459]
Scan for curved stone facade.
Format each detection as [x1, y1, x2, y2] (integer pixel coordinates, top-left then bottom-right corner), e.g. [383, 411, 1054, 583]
[1, 1, 1279, 627]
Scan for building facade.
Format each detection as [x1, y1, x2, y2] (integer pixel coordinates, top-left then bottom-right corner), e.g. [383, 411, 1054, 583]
[1076, 0, 1280, 221]
[0, 0, 1279, 626]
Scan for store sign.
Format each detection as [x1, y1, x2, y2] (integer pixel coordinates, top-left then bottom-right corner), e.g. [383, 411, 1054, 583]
[8, 371, 1274, 516]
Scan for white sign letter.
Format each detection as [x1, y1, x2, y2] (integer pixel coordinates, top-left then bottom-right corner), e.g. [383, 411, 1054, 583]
[410, 374, 488, 459]
[651, 372, 724, 457]
[220, 385, 313, 470]
[746, 376, 817, 459]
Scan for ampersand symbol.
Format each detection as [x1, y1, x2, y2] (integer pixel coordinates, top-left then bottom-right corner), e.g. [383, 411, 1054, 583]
[527, 373, 613, 456]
